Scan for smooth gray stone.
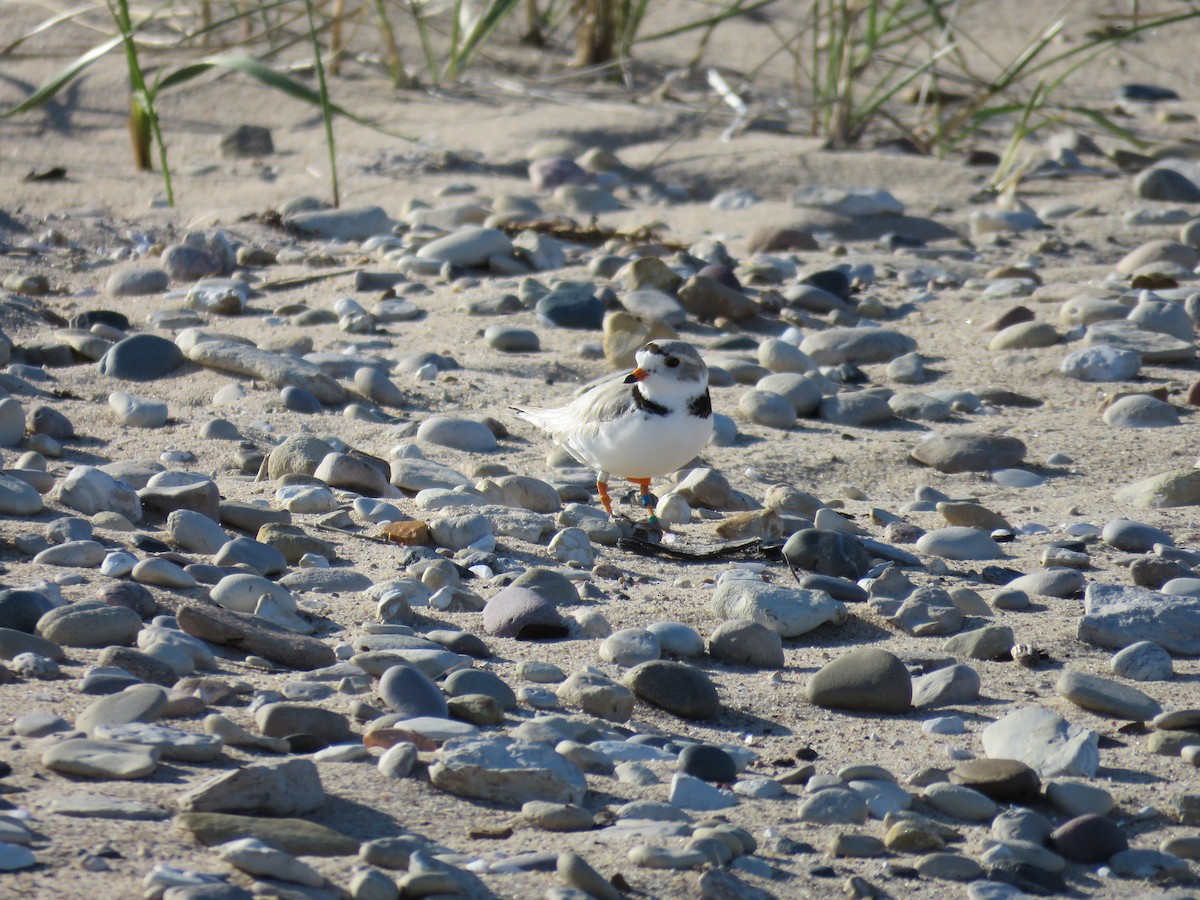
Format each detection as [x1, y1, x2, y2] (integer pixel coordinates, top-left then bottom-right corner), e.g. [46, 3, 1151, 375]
[911, 664, 981, 708]
[1103, 394, 1179, 428]
[417, 416, 497, 452]
[916, 527, 1003, 560]
[178, 759, 325, 816]
[416, 227, 513, 267]
[379, 662, 448, 718]
[807, 648, 911, 713]
[710, 580, 846, 637]
[755, 373, 822, 415]
[910, 432, 1027, 474]
[982, 706, 1098, 778]
[285, 205, 394, 241]
[0, 472, 43, 515]
[57, 465, 142, 522]
[1111, 641, 1174, 681]
[0, 627, 65, 661]
[797, 787, 869, 824]
[1102, 518, 1174, 552]
[800, 327, 916, 365]
[213, 538, 287, 576]
[277, 568, 372, 593]
[1005, 568, 1086, 598]
[1079, 583, 1200, 654]
[75, 683, 168, 736]
[185, 340, 345, 404]
[93, 722, 224, 762]
[42, 738, 160, 779]
[167, 509, 229, 555]
[1059, 346, 1141, 381]
[819, 391, 895, 426]
[49, 793, 169, 820]
[38, 602, 142, 648]
[0, 399, 24, 446]
[429, 736, 587, 806]
[33, 539, 105, 567]
[1055, 669, 1161, 721]
[738, 390, 796, 429]
[389, 458, 472, 491]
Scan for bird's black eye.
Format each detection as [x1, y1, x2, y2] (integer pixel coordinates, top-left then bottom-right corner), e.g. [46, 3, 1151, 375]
[666, 357, 680, 368]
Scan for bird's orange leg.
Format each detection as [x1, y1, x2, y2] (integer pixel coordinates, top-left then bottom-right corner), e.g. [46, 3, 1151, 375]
[596, 479, 614, 516]
[628, 478, 660, 528]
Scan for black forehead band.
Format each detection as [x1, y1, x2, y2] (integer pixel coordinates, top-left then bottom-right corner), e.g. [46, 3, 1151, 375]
[645, 344, 667, 356]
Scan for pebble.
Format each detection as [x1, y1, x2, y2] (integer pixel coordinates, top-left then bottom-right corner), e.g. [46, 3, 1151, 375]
[98, 333, 184, 381]
[623, 660, 720, 720]
[109, 391, 168, 428]
[418, 416, 497, 452]
[981, 706, 1098, 778]
[807, 648, 912, 713]
[599, 628, 660, 667]
[1103, 394, 1179, 428]
[708, 619, 784, 668]
[711, 578, 847, 637]
[797, 788, 869, 825]
[1055, 669, 1161, 720]
[738, 390, 796, 429]
[1111, 640, 1174, 681]
[42, 738, 160, 779]
[285, 205, 393, 241]
[38, 601, 141, 647]
[922, 782, 997, 822]
[916, 526, 1003, 560]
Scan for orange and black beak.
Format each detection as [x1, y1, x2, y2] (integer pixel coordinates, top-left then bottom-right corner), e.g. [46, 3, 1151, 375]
[624, 368, 648, 383]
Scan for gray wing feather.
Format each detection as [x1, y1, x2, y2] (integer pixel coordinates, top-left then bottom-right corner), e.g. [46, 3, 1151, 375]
[513, 378, 634, 443]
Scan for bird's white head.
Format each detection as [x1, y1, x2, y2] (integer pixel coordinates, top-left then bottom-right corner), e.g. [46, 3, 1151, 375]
[624, 340, 708, 400]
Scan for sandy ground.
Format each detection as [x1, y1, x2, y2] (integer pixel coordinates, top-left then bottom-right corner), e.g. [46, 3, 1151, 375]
[1, 1, 1200, 898]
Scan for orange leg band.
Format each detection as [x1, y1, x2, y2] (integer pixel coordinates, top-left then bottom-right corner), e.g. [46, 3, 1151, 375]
[597, 480, 613, 516]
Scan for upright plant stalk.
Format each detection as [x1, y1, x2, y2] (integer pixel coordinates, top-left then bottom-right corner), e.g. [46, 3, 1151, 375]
[301, 0, 339, 207]
[372, 0, 409, 87]
[329, 0, 346, 75]
[109, 0, 173, 204]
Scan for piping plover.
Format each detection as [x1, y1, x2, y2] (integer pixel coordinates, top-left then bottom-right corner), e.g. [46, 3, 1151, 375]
[514, 340, 713, 525]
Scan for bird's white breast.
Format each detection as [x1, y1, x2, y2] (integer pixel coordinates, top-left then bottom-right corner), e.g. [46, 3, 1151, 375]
[567, 402, 713, 479]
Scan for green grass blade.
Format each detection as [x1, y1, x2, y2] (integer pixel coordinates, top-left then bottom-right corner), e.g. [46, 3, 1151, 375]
[635, 0, 778, 44]
[183, 0, 296, 45]
[156, 54, 416, 140]
[449, 0, 520, 76]
[301, 0, 338, 207]
[0, 35, 125, 118]
[1, 5, 95, 56]
[410, 1, 439, 82]
[1065, 105, 1148, 148]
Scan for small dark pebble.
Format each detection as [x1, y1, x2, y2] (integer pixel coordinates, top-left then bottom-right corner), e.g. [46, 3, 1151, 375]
[965, 150, 1002, 167]
[70, 310, 130, 331]
[134, 535, 172, 554]
[879, 233, 926, 251]
[980, 566, 1024, 585]
[986, 860, 1068, 896]
[285, 733, 328, 753]
[677, 743, 737, 783]
[803, 269, 852, 301]
[829, 363, 869, 384]
[1118, 83, 1181, 102]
